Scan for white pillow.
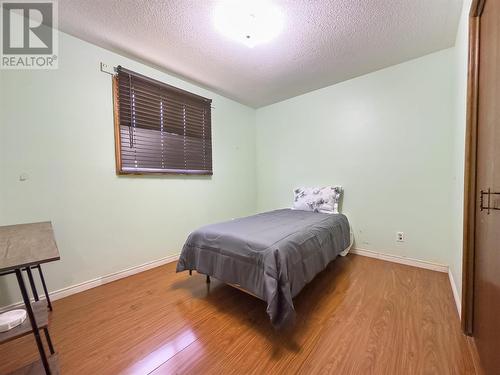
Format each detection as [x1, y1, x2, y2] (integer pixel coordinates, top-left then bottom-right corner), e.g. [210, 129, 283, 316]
[293, 186, 342, 214]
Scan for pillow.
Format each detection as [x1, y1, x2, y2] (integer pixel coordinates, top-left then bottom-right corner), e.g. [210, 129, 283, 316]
[293, 186, 342, 214]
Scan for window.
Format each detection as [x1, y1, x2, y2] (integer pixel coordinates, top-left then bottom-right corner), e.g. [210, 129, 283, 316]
[113, 66, 212, 175]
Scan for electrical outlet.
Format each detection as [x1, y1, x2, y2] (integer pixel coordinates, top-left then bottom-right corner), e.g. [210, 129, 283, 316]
[396, 232, 405, 242]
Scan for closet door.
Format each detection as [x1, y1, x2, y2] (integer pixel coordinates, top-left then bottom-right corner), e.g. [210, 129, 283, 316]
[472, 0, 500, 373]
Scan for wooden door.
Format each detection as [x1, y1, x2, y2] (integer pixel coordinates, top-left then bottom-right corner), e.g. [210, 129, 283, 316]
[472, 0, 500, 373]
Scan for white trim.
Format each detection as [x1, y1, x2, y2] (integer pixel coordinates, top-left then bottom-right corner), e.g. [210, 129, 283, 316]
[448, 268, 462, 318]
[2, 249, 462, 319]
[351, 247, 448, 273]
[0, 254, 179, 313]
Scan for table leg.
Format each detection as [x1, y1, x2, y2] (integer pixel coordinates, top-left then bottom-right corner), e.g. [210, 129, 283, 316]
[15, 269, 51, 375]
[25, 267, 39, 301]
[37, 265, 53, 311]
[43, 327, 55, 354]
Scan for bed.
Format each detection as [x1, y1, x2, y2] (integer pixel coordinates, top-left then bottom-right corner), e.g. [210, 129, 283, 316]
[176, 207, 351, 329]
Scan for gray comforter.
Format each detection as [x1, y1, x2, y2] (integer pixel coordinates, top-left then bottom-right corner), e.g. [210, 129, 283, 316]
[176, 209, 350, 328]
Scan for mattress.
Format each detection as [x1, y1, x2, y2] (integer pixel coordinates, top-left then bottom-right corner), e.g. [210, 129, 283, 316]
[176, 208, 351, 328]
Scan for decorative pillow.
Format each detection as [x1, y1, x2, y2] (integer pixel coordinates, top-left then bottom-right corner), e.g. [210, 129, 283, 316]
[293, 186, 342, 214]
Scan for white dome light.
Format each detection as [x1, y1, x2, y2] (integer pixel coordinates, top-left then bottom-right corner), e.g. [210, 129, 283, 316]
[214, 1, 284, 48]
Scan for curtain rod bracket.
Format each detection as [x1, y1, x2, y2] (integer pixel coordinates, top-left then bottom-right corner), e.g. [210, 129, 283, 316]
[100, 62, 116, 75]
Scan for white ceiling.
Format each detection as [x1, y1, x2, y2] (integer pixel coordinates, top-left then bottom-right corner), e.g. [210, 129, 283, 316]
[58, 0, 463, 108]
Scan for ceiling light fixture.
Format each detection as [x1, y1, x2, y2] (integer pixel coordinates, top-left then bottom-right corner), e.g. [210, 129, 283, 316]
[213, 0, 284, 48]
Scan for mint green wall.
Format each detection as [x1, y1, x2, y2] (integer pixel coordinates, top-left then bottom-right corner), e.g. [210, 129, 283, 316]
[0, 32, 257, 305]
[255, 49, 456, 266]
[449, 0, 472, 303]
[1, 28, 468, 308]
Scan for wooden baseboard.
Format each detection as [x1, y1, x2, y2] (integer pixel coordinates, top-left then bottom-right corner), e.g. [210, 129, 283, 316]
[0, 254, 180, 313]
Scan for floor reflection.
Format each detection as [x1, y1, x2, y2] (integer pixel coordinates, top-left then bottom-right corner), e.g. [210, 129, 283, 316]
[122, 328, 198, 374]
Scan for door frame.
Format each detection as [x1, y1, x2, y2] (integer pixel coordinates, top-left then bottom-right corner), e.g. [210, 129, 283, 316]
[462, 0, 486, 335]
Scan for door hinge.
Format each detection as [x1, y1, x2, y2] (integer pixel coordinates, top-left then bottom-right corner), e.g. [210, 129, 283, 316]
[480, 188, 500, 214]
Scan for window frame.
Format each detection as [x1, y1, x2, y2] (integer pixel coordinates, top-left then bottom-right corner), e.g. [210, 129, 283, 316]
[112, 67, 213, 176]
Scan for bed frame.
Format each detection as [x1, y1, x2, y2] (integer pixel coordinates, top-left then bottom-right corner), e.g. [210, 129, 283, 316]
[188, 270, 260, 299]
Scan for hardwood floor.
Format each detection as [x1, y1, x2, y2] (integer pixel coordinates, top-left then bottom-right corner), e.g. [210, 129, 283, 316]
[0, 255, 480, 374]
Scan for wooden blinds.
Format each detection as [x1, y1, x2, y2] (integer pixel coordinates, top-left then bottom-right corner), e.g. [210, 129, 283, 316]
[113, 66, 212, 175]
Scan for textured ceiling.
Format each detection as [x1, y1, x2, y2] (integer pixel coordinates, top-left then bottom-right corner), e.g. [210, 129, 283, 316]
[58, 0, 463, 108]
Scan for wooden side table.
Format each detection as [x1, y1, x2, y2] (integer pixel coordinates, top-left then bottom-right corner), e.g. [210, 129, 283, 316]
[0, 222, 61, 375]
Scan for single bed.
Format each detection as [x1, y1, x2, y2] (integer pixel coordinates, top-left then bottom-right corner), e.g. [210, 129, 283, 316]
[176, 208, 351, 328]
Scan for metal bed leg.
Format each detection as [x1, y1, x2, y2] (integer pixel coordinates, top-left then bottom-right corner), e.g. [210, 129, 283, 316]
[206, 275, 210, 283]
[43, 327, 55, 354]
[25, 267, 39, 301]
[15, 269, 51, 375]
[37, 265, 53, 311]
